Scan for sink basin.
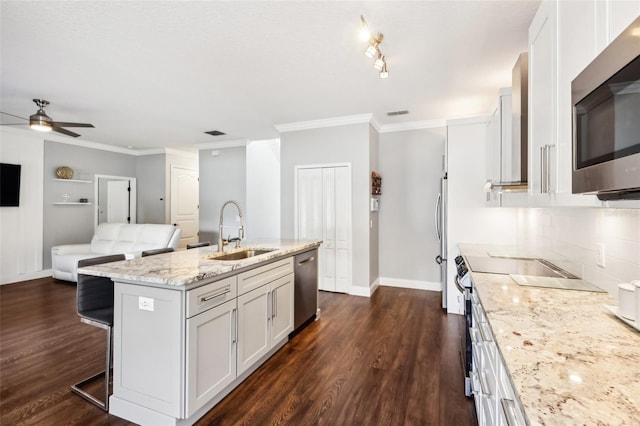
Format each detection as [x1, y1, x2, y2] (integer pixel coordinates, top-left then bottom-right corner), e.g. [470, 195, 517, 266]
[206, 249, 275, 261]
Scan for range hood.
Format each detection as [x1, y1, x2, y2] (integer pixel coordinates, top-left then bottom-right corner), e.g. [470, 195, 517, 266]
[487, 53, 529, 193]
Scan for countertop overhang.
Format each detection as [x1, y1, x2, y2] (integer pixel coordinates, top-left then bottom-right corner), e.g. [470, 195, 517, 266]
[77, 239, 321, 289]
[459, 244, 640, 425]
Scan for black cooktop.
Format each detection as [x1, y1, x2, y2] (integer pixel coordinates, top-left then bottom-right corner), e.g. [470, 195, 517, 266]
[464, 256, 575, 278]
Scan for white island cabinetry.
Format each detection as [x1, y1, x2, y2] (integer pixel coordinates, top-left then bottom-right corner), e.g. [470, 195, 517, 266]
[109, 253, 298, 426]
[186, 275, 238, 417]
[237, 258, 294, 375]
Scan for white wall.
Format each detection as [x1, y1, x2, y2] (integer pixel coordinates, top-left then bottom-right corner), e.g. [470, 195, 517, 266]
[447, 119, 519, 314]
[378, 127, 446, 290]
[0, 128, 45, 284]
[517, 207, 640, 296]
[246, 139, 280, 239]
[280, 123, 372, 293]
[199, 146, 246, 245]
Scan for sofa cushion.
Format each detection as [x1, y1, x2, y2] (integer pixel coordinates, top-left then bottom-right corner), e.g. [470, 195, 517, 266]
[111, 224, 176, 253]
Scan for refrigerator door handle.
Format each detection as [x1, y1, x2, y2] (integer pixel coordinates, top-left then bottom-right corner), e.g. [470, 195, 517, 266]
[434, 193, 442, 241]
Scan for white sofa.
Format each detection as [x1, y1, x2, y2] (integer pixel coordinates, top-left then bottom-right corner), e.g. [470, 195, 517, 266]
[52, 222, 182, 282]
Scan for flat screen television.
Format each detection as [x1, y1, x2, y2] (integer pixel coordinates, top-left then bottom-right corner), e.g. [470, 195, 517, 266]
[0, 163, 22, 207]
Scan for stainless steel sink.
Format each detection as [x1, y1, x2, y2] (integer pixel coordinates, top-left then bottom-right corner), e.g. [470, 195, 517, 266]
[206, 249, 275, 261]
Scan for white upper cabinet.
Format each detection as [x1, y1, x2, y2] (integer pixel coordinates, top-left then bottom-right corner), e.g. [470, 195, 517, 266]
[525, 0, 639, 207]
[528, 0, 557, 200]
[609, 0, 640, 42]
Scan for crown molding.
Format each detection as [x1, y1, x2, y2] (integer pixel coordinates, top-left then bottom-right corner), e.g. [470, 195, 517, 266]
[377, 119, 447, 133]
[369, 116, 382, 132]
[446, 115, 491, 126]
[194, 139, 248, 150]
[275, 114, 373, 133]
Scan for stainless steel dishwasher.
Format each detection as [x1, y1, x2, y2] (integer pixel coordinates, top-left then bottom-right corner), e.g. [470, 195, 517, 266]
[291, 249, 318, 336]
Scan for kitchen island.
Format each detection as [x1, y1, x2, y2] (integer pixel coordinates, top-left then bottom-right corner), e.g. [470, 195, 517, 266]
[78, 239, 321, 426]
[459, 244, 640, 425]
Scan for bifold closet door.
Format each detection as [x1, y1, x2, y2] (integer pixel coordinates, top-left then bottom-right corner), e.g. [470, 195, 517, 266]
[296, 166, 351, 293]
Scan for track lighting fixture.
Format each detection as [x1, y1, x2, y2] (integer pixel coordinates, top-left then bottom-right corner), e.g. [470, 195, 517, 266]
[360, 15, 389, 79]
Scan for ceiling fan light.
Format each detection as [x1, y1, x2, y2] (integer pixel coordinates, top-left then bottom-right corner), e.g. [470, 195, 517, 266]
[29, 113, 53, 132]
[374, 56, 385, 71]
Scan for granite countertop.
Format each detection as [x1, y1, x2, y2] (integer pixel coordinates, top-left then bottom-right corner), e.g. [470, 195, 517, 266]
[77, 239, 321, 288]
[459, 244, 640, 425]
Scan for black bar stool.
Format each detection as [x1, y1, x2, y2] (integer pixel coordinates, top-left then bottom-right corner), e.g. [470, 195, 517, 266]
[141, 247, 175, 257]
[186, 241, 211, 249]
[70, 253, 125, 411]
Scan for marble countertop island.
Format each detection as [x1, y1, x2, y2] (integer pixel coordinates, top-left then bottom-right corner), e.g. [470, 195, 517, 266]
[78, 239, 321, 288]
[459, 244, 640, 425]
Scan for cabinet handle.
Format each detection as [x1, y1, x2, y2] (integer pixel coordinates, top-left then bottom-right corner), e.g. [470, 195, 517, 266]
[297, 256, 315, 266]
[500, 398, 520, 426]
[200, 286, 231, 302]
[273, 291, 277, 318]
[478, 323, 491, 342]
[267, 291, 272, 320]
[478, 370, 491, 396]
[540, 144, 555, 194]
[231, 308, 237, 344]
[540, 146, 546, 194]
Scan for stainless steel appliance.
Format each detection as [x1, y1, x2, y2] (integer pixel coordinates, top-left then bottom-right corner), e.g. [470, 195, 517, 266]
[434, 174, 448, 310]
[453, 255, 473, 397]
[291, 249, 318, 335]
[572, 16, 640, 200]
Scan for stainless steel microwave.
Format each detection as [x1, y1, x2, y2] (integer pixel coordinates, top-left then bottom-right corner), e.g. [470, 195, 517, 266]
[572, 16, 640, 200]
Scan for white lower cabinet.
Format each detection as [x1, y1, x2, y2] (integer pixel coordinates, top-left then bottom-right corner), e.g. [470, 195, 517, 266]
[471, 285, 527, 426]
[237, 273, 294, 375]
[186, 298, 237, 417]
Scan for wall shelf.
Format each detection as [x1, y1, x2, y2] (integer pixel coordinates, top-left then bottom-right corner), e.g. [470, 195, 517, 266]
[53, 202, 93, 205]
[53, 178, 93, 184]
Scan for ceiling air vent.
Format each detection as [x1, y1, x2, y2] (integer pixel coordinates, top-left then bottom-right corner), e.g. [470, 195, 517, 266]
[205, 130, 226, 136]
[386, 110, 409, 116]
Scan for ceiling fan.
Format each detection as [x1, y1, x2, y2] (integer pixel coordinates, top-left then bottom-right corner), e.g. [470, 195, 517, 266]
[0, 99, 94, 138]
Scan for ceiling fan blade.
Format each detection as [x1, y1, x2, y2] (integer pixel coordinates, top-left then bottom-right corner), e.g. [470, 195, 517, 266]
[52, 126, 81, 138]
[51, 121, 94, 128]
[0, 111, 28, 121]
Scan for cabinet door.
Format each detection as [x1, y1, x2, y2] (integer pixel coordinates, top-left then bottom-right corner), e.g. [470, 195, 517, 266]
[528, 0, 557, 197]
[237, 285, 270, 375]
[186, 299, 237, 416]
[270, 274, 294, 345]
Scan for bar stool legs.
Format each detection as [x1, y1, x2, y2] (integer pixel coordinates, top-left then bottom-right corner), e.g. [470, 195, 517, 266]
[70, 318, 111, 411]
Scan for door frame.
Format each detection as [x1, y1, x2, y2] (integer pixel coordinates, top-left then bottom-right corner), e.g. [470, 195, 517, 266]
[169, 165, 199, 249]
[94, 174, 137, 228]
[294, 163, 352, 293]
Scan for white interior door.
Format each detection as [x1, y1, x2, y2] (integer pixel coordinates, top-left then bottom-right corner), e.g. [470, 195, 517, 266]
[107, 180, 130, 223]
[322, 168, 336, 292]
[296, 165, 351, 293]
[170, 166, 199, 249]
[334, 166, 351, 293]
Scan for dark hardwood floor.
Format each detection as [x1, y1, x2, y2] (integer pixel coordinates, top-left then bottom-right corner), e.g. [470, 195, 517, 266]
[1, 278, 475, 425]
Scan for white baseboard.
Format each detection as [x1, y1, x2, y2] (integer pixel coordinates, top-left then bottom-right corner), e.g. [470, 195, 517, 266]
[349, 285, 372, 297]
[1, 269, 53, 285]
[379, 277, 441, 292]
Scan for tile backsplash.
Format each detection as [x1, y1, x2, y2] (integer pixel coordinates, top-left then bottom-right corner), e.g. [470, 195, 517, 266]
[516, 208, 640, 296]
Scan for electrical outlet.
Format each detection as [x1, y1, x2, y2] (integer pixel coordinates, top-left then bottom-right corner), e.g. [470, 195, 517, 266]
[139, 296, 154, 311]
[596, 243, 606, 268]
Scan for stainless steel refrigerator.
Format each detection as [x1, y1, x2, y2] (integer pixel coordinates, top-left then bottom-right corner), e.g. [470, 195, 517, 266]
[435, 174, 448, 310]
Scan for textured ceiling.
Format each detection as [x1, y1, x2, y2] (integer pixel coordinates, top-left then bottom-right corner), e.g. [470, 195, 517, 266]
[0, 1, 540, 150]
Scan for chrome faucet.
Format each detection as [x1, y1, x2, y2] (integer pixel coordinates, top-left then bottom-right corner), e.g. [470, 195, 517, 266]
[218, 200, 244, 252]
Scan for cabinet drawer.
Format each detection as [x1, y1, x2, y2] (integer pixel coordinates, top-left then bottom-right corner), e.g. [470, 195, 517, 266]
[237, 257, 293, 296]
[187, 276, 237, 318]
